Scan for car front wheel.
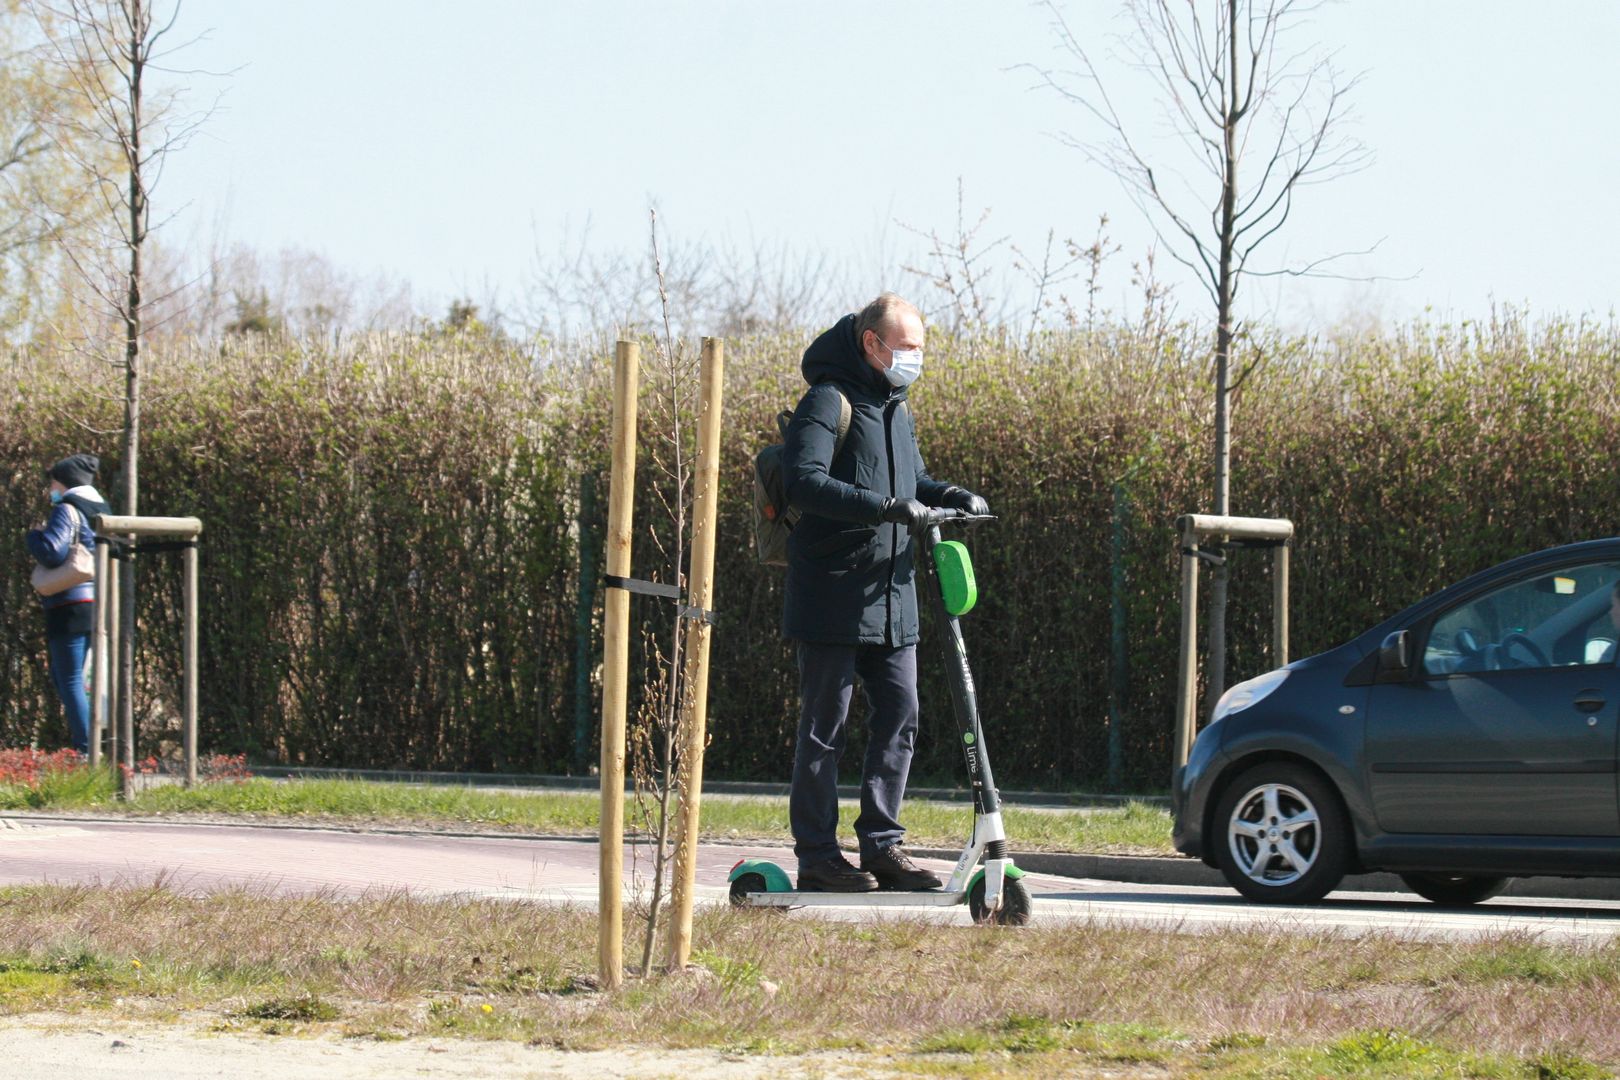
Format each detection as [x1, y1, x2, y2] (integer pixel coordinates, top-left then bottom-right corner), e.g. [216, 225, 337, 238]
[1214, 763, 1350, 904]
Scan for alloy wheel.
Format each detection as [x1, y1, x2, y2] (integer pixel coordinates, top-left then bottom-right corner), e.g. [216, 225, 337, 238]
[1226, 782, 1321, 887]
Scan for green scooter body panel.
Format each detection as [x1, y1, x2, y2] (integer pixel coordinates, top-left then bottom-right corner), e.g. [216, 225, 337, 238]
[728, 859, 793, 892]
[934, 540, 978, 616]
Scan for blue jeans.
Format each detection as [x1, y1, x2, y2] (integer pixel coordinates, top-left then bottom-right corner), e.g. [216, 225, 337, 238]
[47, 631, 91, 754]
[789, 642, 919, 868]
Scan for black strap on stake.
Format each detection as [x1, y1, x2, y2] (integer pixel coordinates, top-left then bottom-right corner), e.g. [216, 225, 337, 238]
[1181, 536, 1290, 568]
[97, 536, 198, 561]
[603, 574, 679, 600]
[603, 574, 719, 626]
[136, 539, 199, 555]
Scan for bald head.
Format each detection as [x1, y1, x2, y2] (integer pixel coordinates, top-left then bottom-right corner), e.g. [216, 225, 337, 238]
[855, 293, 924, 375]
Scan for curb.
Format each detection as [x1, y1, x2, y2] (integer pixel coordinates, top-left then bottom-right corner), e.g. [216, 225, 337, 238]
[911, 848, 1620, 902]
[246, 766, 1170, 809]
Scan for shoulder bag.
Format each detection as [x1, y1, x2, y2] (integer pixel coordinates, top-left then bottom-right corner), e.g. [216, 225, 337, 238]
[31, 503, 96, 597]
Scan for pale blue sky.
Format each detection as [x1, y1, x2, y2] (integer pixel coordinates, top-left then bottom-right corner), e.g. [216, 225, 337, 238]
[161, 1, 1620, 329]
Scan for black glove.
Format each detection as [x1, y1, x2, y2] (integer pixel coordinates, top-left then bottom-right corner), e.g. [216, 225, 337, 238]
[941, 486, 990, 517]
[880, 497, 930, 531]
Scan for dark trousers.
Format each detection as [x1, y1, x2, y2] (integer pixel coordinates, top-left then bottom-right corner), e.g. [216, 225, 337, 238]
[790, 641, 919, 868]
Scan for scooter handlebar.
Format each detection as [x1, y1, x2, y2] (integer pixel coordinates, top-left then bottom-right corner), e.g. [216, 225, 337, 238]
[922, 507, 996, 529]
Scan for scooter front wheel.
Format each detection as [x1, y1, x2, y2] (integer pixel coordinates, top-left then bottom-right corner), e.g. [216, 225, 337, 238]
[969, 876, 1032, 926]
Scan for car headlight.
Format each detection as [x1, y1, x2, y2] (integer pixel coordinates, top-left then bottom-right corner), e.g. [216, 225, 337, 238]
[1211, 669, 1288, 723]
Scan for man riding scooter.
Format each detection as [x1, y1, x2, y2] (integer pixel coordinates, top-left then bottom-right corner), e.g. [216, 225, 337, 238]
[780, 292, 990, 893]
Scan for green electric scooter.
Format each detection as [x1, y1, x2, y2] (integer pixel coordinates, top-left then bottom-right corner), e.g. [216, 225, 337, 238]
[728, 508, 1031, 926]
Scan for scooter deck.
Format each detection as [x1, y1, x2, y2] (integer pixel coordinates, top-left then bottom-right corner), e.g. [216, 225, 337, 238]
[738, 889, 968, 908]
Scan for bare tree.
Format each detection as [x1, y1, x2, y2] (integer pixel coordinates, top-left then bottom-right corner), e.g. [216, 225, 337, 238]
[30, 0, 209, 788]
[1027, 0, 1368, 710]
[625, 208, 698, 975]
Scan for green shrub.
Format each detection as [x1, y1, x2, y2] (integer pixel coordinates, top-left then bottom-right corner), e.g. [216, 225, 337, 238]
[6, 311, 1618, 789]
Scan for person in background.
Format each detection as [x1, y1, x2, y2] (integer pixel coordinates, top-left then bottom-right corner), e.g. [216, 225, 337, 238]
[26, 454, 110, 756]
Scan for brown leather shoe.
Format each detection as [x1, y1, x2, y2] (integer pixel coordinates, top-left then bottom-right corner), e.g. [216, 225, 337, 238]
[797, 855, 879, 892]
[861, 844, 944, 890]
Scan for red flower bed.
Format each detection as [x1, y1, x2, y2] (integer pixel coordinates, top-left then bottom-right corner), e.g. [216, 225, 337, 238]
[0, 748, 253, 788]
[119, 753, 253, 784]
[200, 753, 253, 782]
[0, 748, 85, 788]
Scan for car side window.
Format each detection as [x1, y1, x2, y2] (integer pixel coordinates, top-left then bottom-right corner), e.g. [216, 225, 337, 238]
[1422, 563, 1620, 676]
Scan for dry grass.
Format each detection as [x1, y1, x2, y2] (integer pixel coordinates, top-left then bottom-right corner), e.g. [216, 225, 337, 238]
[0, 883, 1614, 1077]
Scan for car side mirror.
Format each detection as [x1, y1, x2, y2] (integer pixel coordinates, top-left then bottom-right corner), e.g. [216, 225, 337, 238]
[1377, 630, 1411, 681]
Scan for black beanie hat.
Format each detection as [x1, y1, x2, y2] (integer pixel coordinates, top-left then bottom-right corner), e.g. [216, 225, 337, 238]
[48, 453, 99, 489]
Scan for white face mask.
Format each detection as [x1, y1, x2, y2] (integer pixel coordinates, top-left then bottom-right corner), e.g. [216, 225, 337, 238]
[877, 335, 924, 388]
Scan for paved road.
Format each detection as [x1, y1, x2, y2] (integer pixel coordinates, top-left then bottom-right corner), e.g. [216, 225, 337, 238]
[4, 816, 1620, 943]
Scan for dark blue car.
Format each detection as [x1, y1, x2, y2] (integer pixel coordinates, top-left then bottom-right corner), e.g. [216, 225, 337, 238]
[1173, 539, 1620, 905]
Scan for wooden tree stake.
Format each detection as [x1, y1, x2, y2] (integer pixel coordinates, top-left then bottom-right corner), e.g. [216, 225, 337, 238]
[599, 340, 640, 990]
[666, 337, 725, 970]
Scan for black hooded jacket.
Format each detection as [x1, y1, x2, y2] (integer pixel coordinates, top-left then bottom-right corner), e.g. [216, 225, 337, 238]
[781, 314, 952, 646]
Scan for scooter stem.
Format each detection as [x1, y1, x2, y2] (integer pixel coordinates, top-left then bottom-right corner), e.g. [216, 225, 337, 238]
[921, 521, 1004, 826]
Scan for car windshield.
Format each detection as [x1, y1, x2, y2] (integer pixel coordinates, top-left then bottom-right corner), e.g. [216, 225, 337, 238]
[1423, 562, 1620, 675]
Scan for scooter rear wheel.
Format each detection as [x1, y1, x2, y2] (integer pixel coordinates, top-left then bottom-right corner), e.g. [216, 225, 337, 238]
[969, 876, 1032, 926]
[729, 872, 768, 907]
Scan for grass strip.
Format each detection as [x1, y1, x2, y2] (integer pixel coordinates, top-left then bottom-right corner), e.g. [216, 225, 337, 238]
[0, 883, 1613, 1078]
[1, 773, 1176, 855]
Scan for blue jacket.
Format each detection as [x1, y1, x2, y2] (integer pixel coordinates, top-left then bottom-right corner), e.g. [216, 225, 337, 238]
[26, 487, 109, 610]
[780, 315, 952, 646]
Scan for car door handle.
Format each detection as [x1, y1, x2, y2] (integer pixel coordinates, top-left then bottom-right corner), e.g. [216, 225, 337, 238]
[1573, 690, 1606, 714]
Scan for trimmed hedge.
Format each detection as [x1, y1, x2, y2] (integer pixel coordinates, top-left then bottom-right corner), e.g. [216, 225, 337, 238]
[4, 312, 1618, 790]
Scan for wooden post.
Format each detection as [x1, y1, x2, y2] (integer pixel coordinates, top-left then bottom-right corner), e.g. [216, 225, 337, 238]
[183, 541, 199, 787]
[1173, 519, 1199, 777]
[599, 340, 640, 990]
[1273, 542, 1290, 667]
[666, 337, 725, 971]
[105, 553, 119, 772]
[119, 535, 135, 799]
[91, 542, 109, 768]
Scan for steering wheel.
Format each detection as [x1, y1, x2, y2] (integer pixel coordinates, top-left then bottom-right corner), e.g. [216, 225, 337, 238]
[1500, 632, 1550, 668]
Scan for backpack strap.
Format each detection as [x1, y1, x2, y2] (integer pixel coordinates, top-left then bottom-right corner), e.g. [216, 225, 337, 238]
[832, 389, 852, 459]
[56, 500, 83, 541]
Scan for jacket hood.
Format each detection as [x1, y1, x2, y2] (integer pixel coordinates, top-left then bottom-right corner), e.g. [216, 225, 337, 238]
[62, 485, 109, 514]
[801, 314, 893, 396]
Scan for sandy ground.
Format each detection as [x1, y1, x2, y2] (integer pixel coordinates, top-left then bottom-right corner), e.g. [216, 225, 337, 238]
[3, 1017, 896, 1079]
